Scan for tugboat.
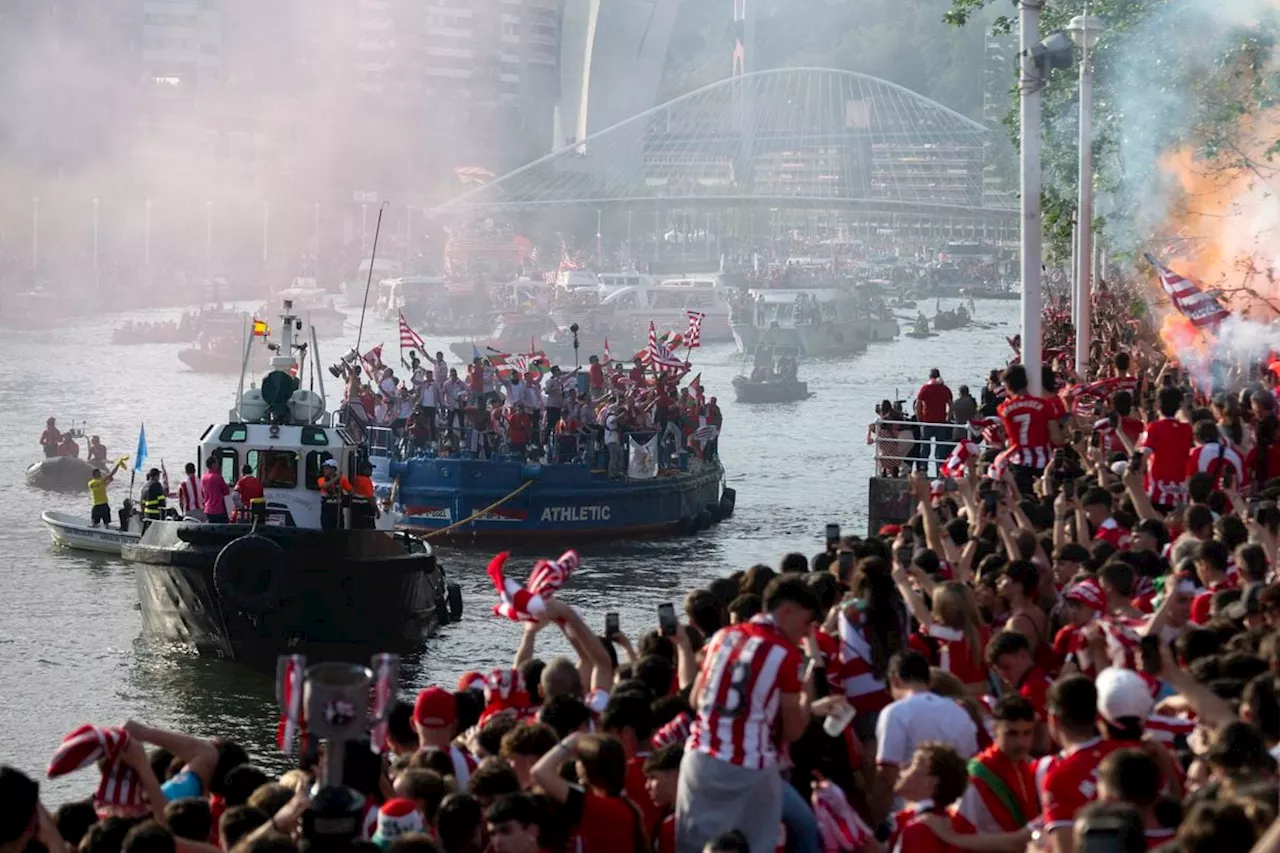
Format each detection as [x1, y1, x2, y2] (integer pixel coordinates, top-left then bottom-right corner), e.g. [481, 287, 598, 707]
[123, 301, 459, 668]
[732, 345, 813, 404]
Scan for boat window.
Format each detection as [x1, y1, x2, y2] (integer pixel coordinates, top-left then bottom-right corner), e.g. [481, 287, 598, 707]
[218, 424, 248, 442]
[304, 451, 327, 491]
[248, 449, 298, 489]
[212, 448, 238, 484]
[301, 426, 330, 446]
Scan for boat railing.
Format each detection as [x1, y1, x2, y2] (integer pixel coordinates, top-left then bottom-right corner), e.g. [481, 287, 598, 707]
[869, 417, 989, 476]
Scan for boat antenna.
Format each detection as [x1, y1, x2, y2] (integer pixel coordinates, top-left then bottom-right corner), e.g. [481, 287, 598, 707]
[354, 201, 389, 356]
[233, 314, 253, 420]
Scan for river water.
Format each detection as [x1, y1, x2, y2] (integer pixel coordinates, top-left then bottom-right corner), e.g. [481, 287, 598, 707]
[0, 298, 1019, 794]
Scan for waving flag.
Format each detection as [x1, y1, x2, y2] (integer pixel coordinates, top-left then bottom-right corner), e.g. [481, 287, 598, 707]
[488, 550, 577, 622]
[48, 724, 146, 811]
[685, 310, 706, 349]
[134, 424, 147, 472]
[941, 439, 979, 478]
[361, 344, 384, 376]
[604, 338, 612, 363]
[1145, 253, 1231, 330]
[644, 321, 690, 371]
[398, 313, 426, 354]
[252, 317, 270, 337]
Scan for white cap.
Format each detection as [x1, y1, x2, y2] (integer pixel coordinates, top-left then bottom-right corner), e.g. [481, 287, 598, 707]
[1096, 667, 1153, 724]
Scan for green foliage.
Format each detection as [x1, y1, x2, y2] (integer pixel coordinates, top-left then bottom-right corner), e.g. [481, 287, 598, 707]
[947, 0, 1280, 260]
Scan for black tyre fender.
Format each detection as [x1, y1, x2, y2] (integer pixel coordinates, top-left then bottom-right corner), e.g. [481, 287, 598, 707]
[719, 487, 737, 518]
[446, 582, 464, 622]
[213, 534, 285, 612]
[705, 501, 722, 523]
[695, 509, 713, 531]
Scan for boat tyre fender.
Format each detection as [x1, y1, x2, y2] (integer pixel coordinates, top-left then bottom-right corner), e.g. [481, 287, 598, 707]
[695, 509, 713, 531]
[213, 534, 285, 613]
[447, 582, 464, 622]
[705, 501, 722, 523]
[720, 487, 737, 518]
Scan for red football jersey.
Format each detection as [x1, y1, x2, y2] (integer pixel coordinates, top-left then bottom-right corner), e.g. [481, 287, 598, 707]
[1140, 418, 1193, 505]
[1039, 738, 1133, 830]
[997, 395, 1055, 468]
[688, 615, 803, 769]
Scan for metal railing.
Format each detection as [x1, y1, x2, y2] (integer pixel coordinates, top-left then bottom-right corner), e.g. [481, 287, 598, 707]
[867, 417, 988, 476]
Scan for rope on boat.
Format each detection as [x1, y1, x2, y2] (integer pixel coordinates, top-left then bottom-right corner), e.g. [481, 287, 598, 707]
[415, 479, 534, 541]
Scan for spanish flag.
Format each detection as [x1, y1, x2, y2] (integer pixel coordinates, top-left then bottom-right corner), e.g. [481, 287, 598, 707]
[252, 317, 269, 337]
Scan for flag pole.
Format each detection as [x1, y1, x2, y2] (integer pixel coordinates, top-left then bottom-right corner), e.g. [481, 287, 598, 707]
[355, 201, 388, 356]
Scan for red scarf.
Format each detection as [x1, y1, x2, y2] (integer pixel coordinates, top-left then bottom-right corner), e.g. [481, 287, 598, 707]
[966, 745, 1037, 831]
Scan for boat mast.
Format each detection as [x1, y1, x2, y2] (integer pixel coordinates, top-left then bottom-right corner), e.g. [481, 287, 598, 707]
[233, 315, 252, 420]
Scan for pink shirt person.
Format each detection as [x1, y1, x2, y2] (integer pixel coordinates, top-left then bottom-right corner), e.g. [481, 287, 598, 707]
[201, 464, 231, 518]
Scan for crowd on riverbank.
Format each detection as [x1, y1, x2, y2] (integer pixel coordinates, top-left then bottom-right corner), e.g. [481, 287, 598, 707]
[12, 275, 1280, 853]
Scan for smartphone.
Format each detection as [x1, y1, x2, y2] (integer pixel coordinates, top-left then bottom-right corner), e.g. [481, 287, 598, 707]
[605, 612, 620, 638]
[825, 523, 841, 545]
[983, 492, 999, 515]
[1131, 450, 1147, 477]
[895, 545, 914, 567]
[657, 602, 677, 637]
[1072, 429, 1084, 445]
[1222, 464, 1236, 490]
[1064, 478, 1076, 499]
[837, 551, 854, 575]
[1139, 635, 1163, 676]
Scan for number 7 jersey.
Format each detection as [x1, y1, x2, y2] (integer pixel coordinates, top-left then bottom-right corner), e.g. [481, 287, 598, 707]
[688, 614, 804, 769]
[997, 394, 1057, 469]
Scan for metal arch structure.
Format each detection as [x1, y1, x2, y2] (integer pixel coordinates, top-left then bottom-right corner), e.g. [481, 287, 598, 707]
[437, 67, 1017, 226]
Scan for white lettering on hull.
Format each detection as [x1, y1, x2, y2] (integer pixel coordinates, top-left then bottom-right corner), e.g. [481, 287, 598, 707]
[539, 505, 613, 522]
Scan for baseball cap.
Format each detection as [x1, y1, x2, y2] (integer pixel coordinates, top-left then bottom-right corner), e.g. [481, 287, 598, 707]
[372, 798, 424, 849]
[1065, 578, 1105, 612]
[413, 686, 457, 728]
[1227, 582, 1264, 621]
[456, 671, 487, 693]
[1096, 667, 1154, 725]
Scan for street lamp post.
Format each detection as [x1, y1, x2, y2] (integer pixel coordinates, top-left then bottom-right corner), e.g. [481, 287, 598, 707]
[261, 201, 270, 265]
[596, 209, 603, 269]
[1068, 9, 1104, 376]
[1019, 0, 1045, 395]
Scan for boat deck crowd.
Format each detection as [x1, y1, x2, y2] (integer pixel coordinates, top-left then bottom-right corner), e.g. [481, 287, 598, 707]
[15, 278, 1280, 853]
[339, 349, 722, 473]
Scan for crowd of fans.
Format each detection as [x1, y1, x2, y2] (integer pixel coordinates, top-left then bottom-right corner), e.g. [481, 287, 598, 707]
[12, 278, 1280, 853]
[339, 349, 723, 471]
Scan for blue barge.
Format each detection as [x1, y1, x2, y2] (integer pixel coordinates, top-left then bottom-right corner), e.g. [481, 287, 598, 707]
[367, 430, 734, 541]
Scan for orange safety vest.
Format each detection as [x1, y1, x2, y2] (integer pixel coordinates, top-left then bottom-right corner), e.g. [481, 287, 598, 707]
[350, 475, 375, 502]
[318, 475, 350, 502]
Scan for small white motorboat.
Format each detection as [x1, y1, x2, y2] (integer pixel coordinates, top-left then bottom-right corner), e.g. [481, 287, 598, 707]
[40, 510, 141, 555]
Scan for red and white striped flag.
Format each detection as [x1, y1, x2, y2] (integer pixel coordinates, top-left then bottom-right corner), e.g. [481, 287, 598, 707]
[488, 550, 576, 622]
[941, 439, 979, 478]
[645, 321, 689, 371]
[399, 313, 426, 354]
[48, 725, 147, 812]
[684, 310, 706, 349]
[604, 338, 612, 363]
[1145, 253, 1231, 330]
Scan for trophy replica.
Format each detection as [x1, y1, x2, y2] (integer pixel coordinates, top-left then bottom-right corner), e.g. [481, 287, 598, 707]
[276, 653, 400, 849]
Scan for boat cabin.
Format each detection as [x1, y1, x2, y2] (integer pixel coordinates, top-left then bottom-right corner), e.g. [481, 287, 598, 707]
[743, 288, 856, 328]
[199, 420, 359, 529]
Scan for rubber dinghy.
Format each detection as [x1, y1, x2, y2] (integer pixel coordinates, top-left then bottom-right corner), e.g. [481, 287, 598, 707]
[26, 457, 96, 492]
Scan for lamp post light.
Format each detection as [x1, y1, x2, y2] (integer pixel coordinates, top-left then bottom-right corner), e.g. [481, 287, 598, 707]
[31, 196, 39, 272]
[91, 198, 100, 277]
[596, 209, 603, 269]
[1017, 1, 1074, 395]
[205, 200, 214, 275]
[1068, 9, 1105, 376]
[144, 199, 152, 267]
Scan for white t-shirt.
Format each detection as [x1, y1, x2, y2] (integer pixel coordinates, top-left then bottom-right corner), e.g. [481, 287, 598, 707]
[875, 690, 978, 767]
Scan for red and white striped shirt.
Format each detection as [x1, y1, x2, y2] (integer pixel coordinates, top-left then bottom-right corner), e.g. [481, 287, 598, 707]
[688, 614, 803, 769]
[837, 610, 893, 715]
[1187, 442, 1247, 486]
[177, 475, 202, 515]
[997, 395, 1056, 469]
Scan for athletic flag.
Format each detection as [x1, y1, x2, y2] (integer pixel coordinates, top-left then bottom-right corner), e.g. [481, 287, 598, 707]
[1145, 253, 1231, 330]
[941, 439, 979, 478]
[134, 424, 147, 472]
[251, 317, 270, 337]
[685, 310, 706, 349]
[604, 338, 612, 363]
[689, 372, 703, 397]
[398, 313, 426, 354]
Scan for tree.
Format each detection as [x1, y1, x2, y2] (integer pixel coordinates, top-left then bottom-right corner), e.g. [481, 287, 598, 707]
[945, 0, 1280, 262]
